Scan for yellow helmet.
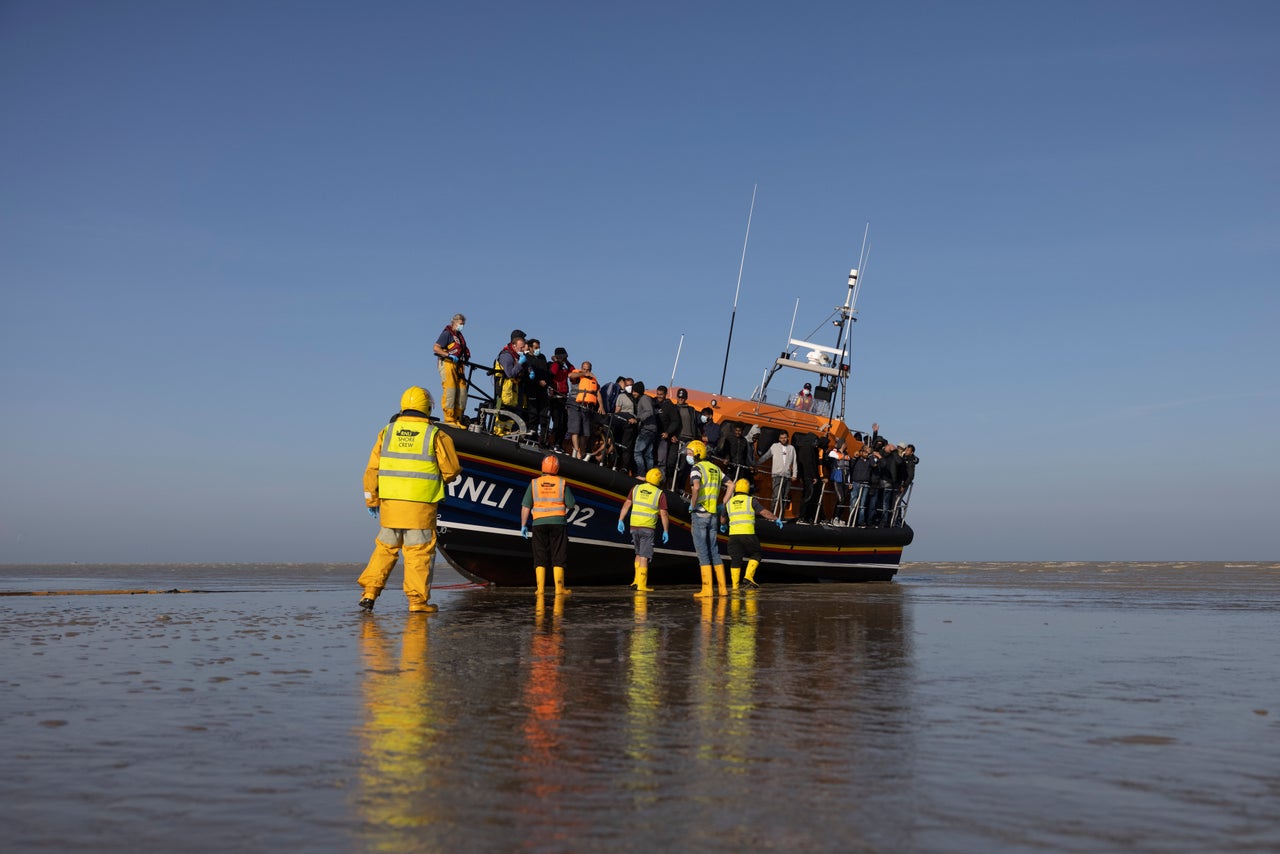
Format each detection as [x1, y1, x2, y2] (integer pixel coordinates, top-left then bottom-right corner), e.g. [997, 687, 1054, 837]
[400, 386, 432, 413]
[685, 440, 707, 460]
[734, 479, 751, 494]
[645, 468, 663, 486]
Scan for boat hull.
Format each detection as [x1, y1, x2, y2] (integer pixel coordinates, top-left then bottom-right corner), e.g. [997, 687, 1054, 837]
[435, 426, 912, 587]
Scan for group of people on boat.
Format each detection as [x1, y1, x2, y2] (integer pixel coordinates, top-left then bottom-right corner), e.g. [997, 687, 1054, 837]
[435, 317, 919, 526]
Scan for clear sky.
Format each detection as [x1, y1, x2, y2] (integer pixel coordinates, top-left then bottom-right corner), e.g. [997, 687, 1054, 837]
[2, 1, 1276, 563]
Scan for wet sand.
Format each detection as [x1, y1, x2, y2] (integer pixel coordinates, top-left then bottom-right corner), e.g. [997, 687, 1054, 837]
[2, 562, 1278, 852]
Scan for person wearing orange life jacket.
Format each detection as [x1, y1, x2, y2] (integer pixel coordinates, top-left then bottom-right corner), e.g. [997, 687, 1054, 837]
[432, 313, 470, 425]
[566, 361, 598, 460]
[617, 468, 670, 592]
[357, 386, 461, 613]
[519, 455, 577, 596]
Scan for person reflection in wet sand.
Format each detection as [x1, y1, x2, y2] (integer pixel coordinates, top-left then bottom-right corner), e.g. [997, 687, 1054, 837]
[355, 617, 445, 845]
[625, 593, 661, 772]
[521, 596, 566, 799]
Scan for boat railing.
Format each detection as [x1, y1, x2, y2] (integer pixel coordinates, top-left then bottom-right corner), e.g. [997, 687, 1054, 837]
[744, 463, 913, 529]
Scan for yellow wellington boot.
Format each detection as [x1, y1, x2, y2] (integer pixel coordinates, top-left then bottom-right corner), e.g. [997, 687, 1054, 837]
[730, 564, 742, 590]
[635, 566, 654, 593]
[630, 558, 641, 589]
[713, 563, 727, 596]
[693, 565, 713, 598]
[535, 565, 547, 596]
[553, 566, 572, 596]
[744, 559, 760, 588]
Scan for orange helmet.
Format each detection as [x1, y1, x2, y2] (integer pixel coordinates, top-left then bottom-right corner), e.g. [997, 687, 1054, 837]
[541, 454, 560, 475]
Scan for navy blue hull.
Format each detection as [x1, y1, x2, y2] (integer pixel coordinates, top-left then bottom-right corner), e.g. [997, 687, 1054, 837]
[435, 426, 911, 587]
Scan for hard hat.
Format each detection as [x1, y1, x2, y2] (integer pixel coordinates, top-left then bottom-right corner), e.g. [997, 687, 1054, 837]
[645, 468, 663, 486]
[685, 440, 707, 460]
[734, 479, 750, 494]
[541, 454, 560, 475]
[400, 386, 431, 413]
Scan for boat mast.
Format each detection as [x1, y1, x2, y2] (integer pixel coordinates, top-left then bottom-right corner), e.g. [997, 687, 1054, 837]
[834, 224, 871, 421]
[669, 334, 684, 388]
[718, 184, 757, 396]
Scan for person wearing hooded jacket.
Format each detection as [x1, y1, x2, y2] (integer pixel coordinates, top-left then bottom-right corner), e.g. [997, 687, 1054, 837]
[358, 386, 461, 613]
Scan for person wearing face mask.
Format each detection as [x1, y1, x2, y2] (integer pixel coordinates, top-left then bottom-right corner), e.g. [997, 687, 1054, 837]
[493, 330, 529, 436]
[699, 406, 721, 449]
[432, 313, 470, 426]
[631, 381, 658, 473]
[685, 439, 726, 597]
[524, 338, 552, 444]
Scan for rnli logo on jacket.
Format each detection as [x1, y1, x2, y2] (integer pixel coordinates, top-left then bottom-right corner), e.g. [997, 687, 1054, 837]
[393, 427, 424, 452]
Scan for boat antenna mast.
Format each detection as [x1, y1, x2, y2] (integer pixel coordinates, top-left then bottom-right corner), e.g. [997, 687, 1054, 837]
[718, 184, 757, 396]
[834, 223, 871, 421]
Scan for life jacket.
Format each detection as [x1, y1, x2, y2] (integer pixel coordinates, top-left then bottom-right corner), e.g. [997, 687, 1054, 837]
[692, 460, 723, 514]
[726, 493, 757, 535]
[494, 346, 524, 407]
[441, 325, 470, 361]
[377, 421, 444, 503]
[576, 375, 599, 407]
[629, 483, 663, 529]
[530, 475, 567, 521]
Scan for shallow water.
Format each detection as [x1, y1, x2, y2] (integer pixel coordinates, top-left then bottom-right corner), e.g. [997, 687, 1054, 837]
[2, 562, 1278, 852]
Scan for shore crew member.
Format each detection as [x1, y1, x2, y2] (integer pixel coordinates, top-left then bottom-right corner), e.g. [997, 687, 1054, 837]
[432, 313, 470, 426]
[721, 479, 783, 589]
[357, 386, 461, 613]
[617, 468, 670, 592]
[519, 454, 576, 596]
[685, 440, 726, 598]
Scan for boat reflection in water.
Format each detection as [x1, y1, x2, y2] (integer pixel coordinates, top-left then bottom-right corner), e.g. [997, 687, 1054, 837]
[352, 585, 911, 849]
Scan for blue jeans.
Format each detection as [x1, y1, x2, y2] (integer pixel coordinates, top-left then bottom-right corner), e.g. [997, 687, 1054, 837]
[633, 429, 656, 473]
[691, 511, 721, 566]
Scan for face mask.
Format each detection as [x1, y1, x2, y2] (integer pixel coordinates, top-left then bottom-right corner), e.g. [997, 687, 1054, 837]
[700, 415, 709, 423]
[624, 385, 633, 393]
[456, 324, 464, 332]
[532, 348, 541, 356]
[685, 454, 696, 466]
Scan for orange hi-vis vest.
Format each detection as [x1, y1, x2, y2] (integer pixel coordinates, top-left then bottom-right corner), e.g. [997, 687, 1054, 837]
[530, 475, 568, 522]
[576, 375, 599, 407]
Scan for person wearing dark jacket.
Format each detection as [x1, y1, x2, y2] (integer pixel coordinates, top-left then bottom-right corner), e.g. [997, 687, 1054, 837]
[870, 443, 901, 526]
[716, 423, 757, 483]
[849, 445, 874, 526]
[654, 385, 681, 480]
[524, 338, 553, 444]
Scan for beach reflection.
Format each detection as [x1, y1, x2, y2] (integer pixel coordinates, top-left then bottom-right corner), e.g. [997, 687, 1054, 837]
[353, 616, 446, 850]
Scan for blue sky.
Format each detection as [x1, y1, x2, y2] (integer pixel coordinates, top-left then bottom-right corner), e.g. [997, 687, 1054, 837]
[1, 1, 1276, 563]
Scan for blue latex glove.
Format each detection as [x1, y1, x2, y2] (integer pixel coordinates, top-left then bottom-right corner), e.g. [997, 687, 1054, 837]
[617, 520, 625, 534]
[367, 507, 378, 519]
[528, 369, 535, 379]
[448, 354, 459, 363]
[520, 525, 530, 539]
[719, 524, 728, 534]
[518, 352, 528, 364]
[775, 519, 785, 529]
[661, 530, 669, 544]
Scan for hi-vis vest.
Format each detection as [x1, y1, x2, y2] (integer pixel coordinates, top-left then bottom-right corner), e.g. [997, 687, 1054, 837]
[377, 421, 444, 503]
[576, 375, 599, 407]
[692, 460, 722, 514]
[727, 494, 757, 535]
[530, 475, 568, 521]
[629, 483, 662, 529]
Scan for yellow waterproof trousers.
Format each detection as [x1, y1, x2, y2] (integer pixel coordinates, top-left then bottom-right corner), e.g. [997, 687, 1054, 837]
[358, 527, 437, 611]
[439, 360, 467, 425]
